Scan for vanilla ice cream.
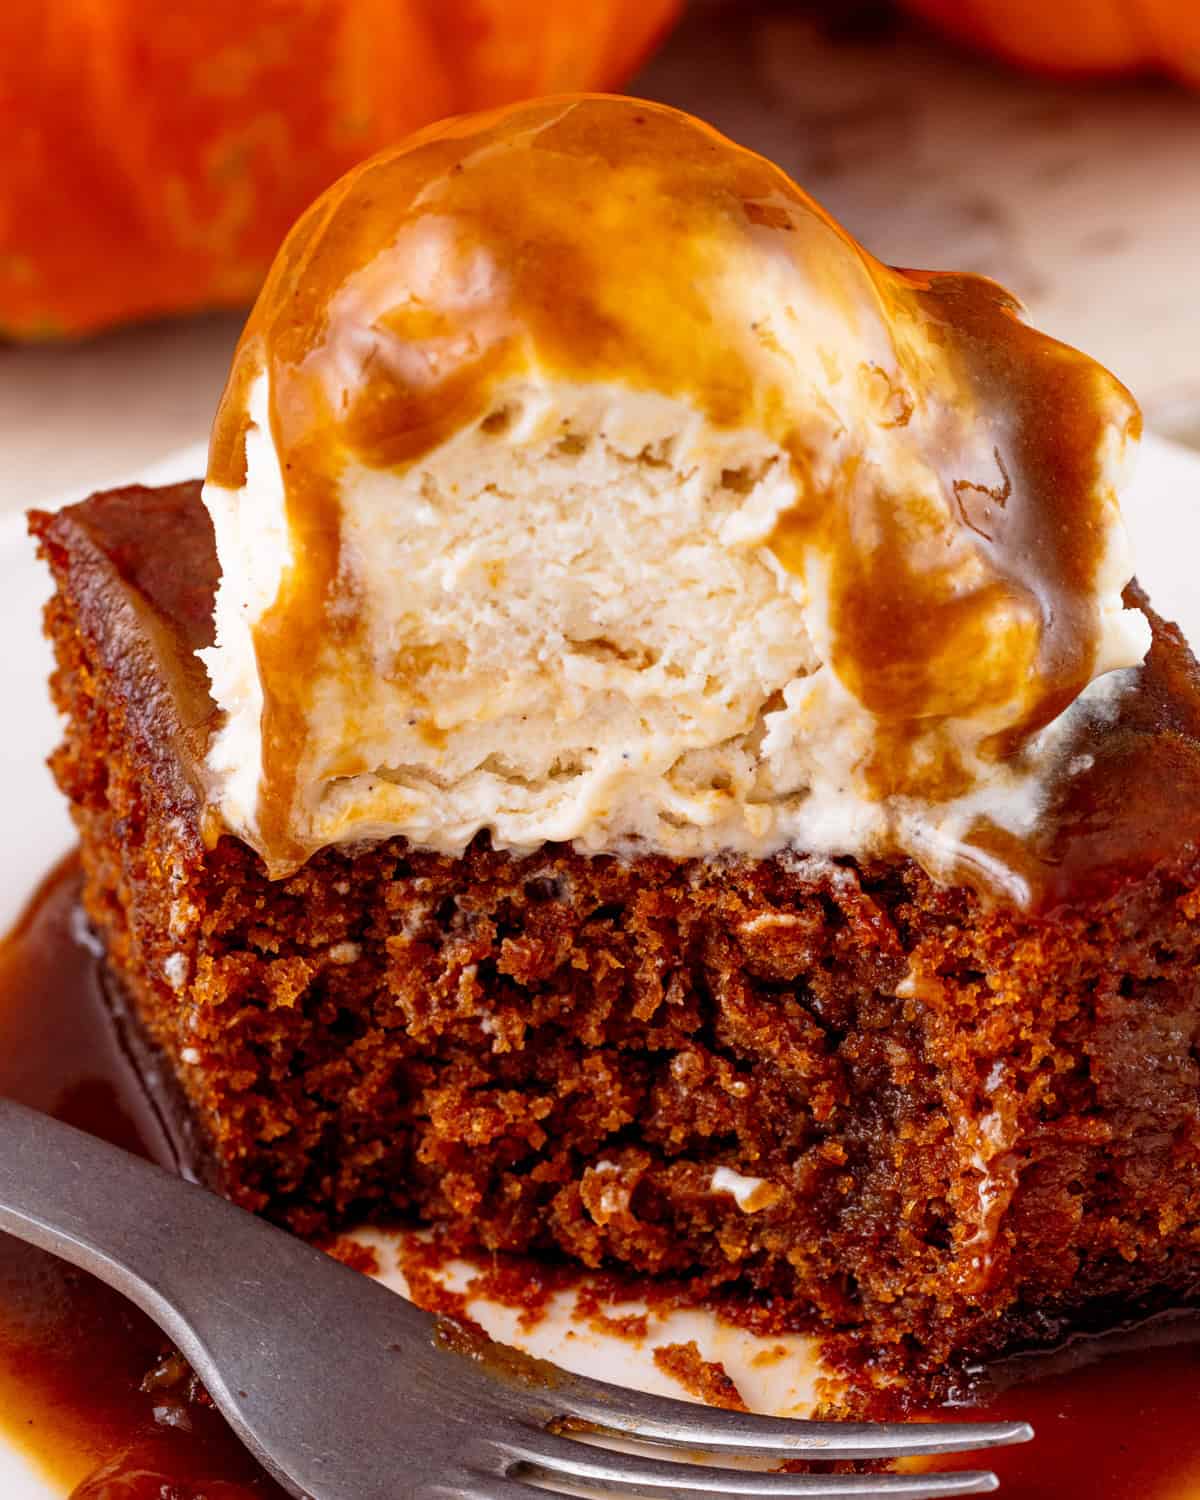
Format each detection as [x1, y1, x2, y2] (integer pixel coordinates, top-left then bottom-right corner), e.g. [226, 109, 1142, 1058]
[200, 96, 1149, 888]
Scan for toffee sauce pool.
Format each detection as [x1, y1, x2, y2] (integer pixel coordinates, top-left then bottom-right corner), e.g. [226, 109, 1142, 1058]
[0, 855, 282, 1498]
[1, 856, 1199, 1499]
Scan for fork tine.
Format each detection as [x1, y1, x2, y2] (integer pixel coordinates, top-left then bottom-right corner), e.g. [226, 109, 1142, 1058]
[497, 1431, 1000, 1497]
[531, 1370, 1031, 1460]
[442, 1473, 998, 1500]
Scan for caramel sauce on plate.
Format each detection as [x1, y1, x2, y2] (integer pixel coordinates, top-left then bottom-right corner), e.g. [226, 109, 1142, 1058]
[924, 1330, 1200, 1499]
[0, 856, 283, 1499]
[2, 857, 1200, 1497]
[207, 94, 1139, 873]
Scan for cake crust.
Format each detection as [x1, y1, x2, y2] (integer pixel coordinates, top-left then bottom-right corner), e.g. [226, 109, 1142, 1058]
[31, 481, 1200, 1391]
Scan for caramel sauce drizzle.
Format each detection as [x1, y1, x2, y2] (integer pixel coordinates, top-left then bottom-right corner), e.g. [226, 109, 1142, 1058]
[207, 94, 1139, 875]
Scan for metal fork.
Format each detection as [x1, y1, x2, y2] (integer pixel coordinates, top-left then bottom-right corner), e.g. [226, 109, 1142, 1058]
[0, 1100, 1030, 1499]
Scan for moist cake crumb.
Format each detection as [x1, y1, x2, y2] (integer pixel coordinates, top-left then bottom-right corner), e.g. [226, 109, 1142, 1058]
[321, 1237, 381, 1278]
[652, 1342, 748, 1410]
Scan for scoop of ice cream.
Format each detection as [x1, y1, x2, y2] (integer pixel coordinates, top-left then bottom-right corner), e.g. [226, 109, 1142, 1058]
[201, 94, 1149, 882]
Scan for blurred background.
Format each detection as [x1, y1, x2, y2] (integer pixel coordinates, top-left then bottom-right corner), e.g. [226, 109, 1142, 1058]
[3, 0, 1199, 512]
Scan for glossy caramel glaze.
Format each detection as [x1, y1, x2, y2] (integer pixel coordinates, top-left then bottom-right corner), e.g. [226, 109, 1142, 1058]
[207, 94, 1140, 871]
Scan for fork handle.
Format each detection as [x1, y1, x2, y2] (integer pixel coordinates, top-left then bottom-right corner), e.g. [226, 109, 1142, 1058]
[0, 1098, 463, 1500]
[0, 1096, 436, 1358]
[0, 1095, 257, 1334]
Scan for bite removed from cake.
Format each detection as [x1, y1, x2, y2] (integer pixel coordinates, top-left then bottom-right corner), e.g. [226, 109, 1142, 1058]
[31, 96, 1200, 1398]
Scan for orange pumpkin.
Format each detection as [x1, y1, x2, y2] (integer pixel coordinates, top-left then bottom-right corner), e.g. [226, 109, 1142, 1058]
[901, 0, 1200, 85]
[0, 0, 681, 338]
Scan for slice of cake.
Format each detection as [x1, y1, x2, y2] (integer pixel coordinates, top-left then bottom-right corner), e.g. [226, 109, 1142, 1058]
[32, 96, 1200, 1394]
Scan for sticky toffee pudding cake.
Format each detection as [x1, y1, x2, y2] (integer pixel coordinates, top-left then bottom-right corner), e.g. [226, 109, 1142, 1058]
[31, 96, 1200, 1395]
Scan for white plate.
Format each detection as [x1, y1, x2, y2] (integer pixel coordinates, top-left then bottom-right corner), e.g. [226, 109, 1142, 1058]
[3, 436, 1199, 1494]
